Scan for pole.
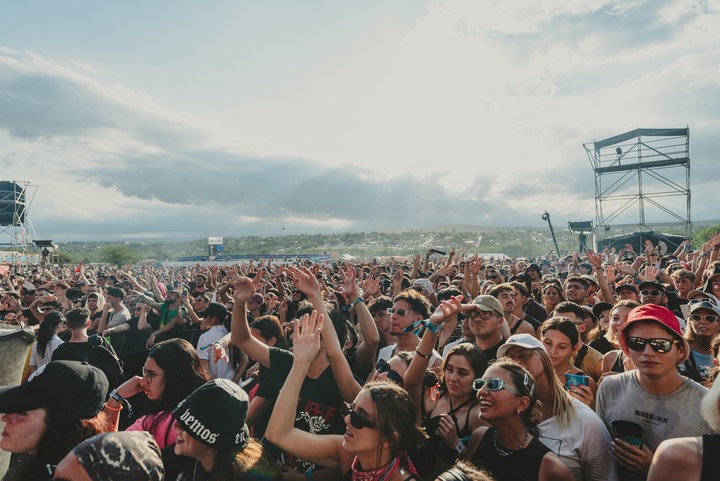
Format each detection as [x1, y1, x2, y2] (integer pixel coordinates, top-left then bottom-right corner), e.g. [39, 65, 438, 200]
[542, 211, 561, 258]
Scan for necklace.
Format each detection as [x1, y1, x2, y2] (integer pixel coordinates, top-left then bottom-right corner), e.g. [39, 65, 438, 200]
[493, 429, 530, 456]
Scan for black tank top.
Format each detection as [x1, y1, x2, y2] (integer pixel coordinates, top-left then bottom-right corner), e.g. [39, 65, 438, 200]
[611, 351, 626, 373]
[416, 395, 477, 472]
[472, 427, 551, 481]
[701, 435, 720, 481]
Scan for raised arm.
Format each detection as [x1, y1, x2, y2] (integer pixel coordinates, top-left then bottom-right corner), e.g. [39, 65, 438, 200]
[284, 265, 362, 401]
[340, 264, 379, 375]
[404, 295, 464, 418]
[229, 277, 271, 368]
[265, 311, 345, 469]
[586, 251, 614, 302]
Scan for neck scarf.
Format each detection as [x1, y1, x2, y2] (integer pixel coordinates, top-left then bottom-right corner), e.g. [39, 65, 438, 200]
[351, 451, 418, 481]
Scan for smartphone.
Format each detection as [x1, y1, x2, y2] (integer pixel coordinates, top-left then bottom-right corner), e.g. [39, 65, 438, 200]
[565, 373, 590, 390]
[430, 248, 447, 256]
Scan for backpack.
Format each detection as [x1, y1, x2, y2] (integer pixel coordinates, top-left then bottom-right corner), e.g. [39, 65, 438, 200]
[84, 334, 126, 389]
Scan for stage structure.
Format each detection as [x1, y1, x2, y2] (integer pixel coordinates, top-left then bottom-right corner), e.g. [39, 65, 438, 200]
[0, 181, 38, 261]
[568, 221, 593, 253]
[583, 128, 691, 239]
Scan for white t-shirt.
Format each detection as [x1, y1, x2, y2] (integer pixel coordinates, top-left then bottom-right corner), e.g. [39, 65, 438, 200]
[538, 397, 618, 481]
[29, 335, 64, 368]
[197, 325, 236, 380]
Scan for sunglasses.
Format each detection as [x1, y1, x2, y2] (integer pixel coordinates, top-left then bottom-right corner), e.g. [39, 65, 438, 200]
[387, 308, 413, 316]
[689, 313, 720, 323]
[375, 359, 404, 386]
[640, 290, 662, 296]
[342, 402, 377, 430]
[472, 377, 524, 396]
[626, 336, 678, 353]
[689, 298, 718, 307]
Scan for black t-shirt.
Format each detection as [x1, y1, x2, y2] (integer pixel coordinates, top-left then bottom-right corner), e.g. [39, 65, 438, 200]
[268, 347, 345, 472]
[481, 339, 505, 364]
[51, 336, 118, 361]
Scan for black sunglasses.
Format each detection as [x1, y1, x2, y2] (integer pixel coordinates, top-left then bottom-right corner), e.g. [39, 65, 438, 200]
[626, 336, 678, 353]
[640, 290, 662, 296]
[375, 359, 404, 386]
[387, 308, 412, 316]
[342, 402, 377, 430]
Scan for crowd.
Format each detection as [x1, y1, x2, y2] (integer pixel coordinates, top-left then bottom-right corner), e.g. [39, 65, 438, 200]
[1, 236, 720, 481]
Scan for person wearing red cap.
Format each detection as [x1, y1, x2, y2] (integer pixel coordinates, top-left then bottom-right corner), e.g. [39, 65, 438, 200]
[596, 304, 713, 481]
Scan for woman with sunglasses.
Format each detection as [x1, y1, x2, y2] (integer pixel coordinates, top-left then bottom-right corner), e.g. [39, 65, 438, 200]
[539, 318, 597, 407]
[266, 311, 427, 481]
[463, 359, 573, 481]
[498, 334, 618, 481]
[103, 338, 211, 448]
[403, 295, 487, 478]
[679, 301, 720, 382]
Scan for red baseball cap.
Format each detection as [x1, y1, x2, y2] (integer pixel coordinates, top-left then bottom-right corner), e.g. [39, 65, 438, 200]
[618, 304, 690, 363]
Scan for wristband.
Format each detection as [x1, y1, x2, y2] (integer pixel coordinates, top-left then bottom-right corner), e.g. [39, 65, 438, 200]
[350, 297, 365, 307]
[415, 348, 432, 359]
[109, 389, 133, 418]
[455, 440, 466, 454]
[425, 321, 444, 334]
[305, 466, 314, 481]
[109, 388, 125, 404]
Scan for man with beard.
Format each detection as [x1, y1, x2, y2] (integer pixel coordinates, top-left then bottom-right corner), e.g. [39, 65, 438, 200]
[467, 295, 506, 362]
[138, 289, 185, 349]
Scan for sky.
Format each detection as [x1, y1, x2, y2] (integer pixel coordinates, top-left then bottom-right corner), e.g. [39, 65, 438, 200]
[0, 0, 718, 242]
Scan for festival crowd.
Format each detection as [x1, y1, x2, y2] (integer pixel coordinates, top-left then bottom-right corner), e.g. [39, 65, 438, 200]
[1, 237, 720, 481]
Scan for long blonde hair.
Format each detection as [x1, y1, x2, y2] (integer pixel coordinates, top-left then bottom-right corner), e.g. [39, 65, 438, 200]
[531, 347, 577, 429]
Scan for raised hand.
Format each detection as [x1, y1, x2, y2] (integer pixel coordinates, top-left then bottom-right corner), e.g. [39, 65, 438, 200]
[429, 295, 464, 326]
[283, 266, 322, 297]
[585, 250, 602, 270]
[231, 277, 256, 303]
[339, 262, 359, 300]
[292, 310, 325, 365]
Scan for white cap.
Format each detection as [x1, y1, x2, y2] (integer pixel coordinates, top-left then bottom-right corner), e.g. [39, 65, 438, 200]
[497, 333, 546, 358]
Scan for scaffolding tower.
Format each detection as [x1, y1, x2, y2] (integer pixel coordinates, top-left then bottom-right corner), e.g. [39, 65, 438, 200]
[583, 128, 691, 239]
[0, 181, 38, 258]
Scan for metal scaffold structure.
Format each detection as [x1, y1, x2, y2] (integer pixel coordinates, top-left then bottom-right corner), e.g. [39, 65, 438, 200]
[583, 127, 691, 240]
[0, 181, 39, 265]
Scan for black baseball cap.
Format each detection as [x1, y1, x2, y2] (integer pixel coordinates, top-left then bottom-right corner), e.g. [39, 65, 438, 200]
[0, 361, 108, 418]
[199, 302, 228, 321]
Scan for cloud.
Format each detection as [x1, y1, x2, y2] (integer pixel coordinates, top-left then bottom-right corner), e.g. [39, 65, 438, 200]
[1, 0, 719, 241]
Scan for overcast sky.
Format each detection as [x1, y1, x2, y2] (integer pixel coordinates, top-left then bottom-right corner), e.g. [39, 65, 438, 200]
[1, 0, 718, 242]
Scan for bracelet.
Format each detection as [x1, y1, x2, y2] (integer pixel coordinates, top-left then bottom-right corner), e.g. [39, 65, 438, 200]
[632, 272, 639, 278]
[415, 348, 433, 359]
[350, 297, 365, 307]
[455, 440, 466, 454]
[425, 321, 444, 334]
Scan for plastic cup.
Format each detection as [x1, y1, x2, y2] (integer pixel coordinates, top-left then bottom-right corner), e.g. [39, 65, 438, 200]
[611, 420, 643, 448]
